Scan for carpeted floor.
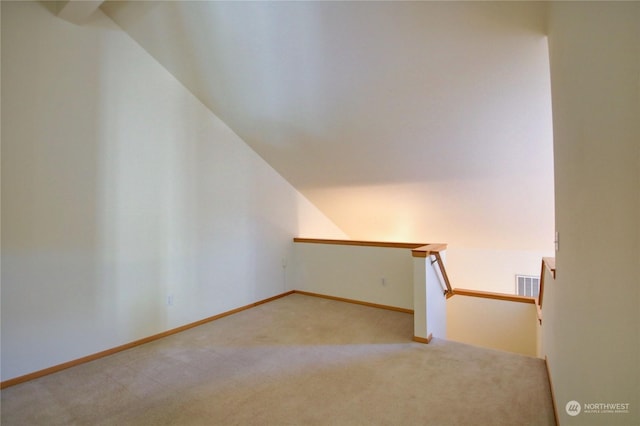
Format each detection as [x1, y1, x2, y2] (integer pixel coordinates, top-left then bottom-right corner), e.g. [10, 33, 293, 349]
[0, 293, 555, 425]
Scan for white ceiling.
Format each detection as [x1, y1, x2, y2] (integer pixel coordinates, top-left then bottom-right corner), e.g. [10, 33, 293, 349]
[100, 1, 555, 249]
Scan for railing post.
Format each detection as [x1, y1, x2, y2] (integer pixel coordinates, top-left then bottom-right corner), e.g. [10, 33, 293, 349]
[412, 245, 448, 343]
[413, 255, 429, 342]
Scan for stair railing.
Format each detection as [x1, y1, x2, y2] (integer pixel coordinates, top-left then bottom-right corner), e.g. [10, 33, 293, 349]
[411, 244, 452, 296]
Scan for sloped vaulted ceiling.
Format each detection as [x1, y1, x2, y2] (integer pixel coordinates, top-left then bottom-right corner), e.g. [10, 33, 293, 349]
[101, 1, 554, 250]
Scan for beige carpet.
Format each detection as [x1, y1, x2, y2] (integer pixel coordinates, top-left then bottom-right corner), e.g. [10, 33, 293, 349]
[0, 293, 555, 425]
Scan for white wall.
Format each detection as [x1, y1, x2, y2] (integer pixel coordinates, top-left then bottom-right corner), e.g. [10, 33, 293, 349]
[101, 2, 555, 299]
[447, 295, 538, 357]
[291, 243, 414, 310]
[446, 247, 552, 294]
[546, 2, 639, 425]
[0, 1, 345, 381]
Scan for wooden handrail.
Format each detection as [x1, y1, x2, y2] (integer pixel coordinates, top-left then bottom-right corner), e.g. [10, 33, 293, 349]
[411, 245, 452, 294]
[539, 257, 556, 308]
[537, 257, 556, 323]
[293, 238, 427, 249]
[410, 243, 448, 257]
[410, 244, 452, 295]
[432, 252, 453, 295]
[448, 288, 536, 304]
[543, 257, 556, 278]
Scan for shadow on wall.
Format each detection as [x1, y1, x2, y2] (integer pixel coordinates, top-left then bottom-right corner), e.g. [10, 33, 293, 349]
[1, 0, 112, 380]
[1, 1, 346, 382]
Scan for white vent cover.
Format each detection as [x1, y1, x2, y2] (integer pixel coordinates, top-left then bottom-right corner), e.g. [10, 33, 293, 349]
[516, 275, 540, 298]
